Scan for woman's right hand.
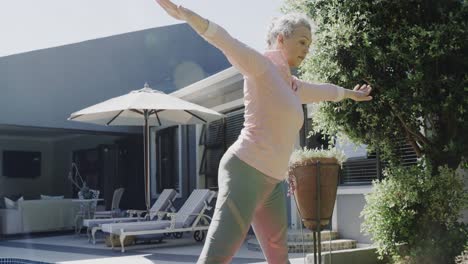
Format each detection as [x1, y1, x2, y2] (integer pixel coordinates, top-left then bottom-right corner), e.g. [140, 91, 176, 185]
[155, 0, 191, 21]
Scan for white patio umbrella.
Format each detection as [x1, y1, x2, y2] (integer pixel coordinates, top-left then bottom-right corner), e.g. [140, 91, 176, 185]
[68, 83, 223, 214]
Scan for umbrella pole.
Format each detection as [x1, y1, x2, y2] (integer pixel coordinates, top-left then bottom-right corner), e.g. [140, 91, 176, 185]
[144, 110, 151, 217]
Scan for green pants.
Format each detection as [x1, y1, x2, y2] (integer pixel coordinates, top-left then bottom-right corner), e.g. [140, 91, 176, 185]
[198, 151, 290, 264]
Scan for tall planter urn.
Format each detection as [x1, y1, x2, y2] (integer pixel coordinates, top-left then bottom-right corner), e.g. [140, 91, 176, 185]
[288, 148, 345, 231]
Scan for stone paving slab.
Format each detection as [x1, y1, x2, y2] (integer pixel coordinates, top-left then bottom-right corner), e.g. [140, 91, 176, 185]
[0, 233, 306, 263]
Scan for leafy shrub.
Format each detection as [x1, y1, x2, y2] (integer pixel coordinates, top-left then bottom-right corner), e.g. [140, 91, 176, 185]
[361, 164, 468, 263]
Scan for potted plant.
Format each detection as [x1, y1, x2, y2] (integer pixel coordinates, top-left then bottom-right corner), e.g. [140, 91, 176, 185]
[288, 147, 346, 231]
[67, 162, 96, 199]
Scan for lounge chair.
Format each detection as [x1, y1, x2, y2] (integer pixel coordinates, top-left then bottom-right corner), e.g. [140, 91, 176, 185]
[93, 187, 125, 219]
[101, 189, 216, 252]
[84, 189, 177, 244]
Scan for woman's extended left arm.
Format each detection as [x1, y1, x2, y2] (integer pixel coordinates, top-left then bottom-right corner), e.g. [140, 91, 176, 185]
[294, 77, 373, 103]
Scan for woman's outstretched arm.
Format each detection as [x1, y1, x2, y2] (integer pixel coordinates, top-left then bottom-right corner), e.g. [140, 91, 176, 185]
[294, 76, 373, 103]
[155, 0, 269, 77]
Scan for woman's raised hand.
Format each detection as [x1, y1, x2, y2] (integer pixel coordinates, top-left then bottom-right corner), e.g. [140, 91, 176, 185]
[155, 0, 191, 21]
[351, 84, 373, 101]
[155, 0, 209, 35]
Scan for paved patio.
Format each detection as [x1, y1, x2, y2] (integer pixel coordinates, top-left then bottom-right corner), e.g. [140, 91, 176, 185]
[0, 232, 309, 263]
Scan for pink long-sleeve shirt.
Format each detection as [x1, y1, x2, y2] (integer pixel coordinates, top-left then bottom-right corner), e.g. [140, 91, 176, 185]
[201, 21, 345, 181]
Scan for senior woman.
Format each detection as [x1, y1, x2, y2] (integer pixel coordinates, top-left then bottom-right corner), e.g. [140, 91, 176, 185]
[155, 1, 372, 263]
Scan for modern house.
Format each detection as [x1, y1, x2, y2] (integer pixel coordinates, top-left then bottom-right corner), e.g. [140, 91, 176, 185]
[0, 19, 420, 246]
[0, 22, 230, 221]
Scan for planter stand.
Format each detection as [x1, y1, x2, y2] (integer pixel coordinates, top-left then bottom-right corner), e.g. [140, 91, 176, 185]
[292, 160, 339, 264]
[312, 160, 322, 264]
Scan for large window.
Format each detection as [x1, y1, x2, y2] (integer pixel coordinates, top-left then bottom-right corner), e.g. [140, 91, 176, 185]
[155, 126, 180, 194]
[303, 116, 418, 186]
[199, 107, 420, 187]
[199, 108, 244, 189]
[340, 138, 418, 185]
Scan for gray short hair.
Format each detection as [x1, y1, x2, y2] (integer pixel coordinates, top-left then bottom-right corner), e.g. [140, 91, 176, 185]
[266, 13, 312, 48]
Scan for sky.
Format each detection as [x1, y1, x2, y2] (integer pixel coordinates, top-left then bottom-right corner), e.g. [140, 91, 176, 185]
[0, 0, 285, 58]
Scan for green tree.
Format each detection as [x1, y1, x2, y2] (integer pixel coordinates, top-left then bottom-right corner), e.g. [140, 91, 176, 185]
[283, 0, 468, 262]
[284, 0, 467, 170]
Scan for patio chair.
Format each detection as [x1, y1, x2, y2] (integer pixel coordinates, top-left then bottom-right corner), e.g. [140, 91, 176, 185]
[93, 187, 125, 219]
[100, 189, 216, 252]
[84, 188, 178, 244]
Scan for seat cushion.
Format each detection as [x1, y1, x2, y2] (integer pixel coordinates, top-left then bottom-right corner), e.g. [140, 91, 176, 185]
[4, 197, 24, 209]
[83, 217, 143, 228]
[101, 220, 171, 235]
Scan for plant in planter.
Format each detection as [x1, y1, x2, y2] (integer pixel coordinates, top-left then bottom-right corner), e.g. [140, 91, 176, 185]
[288, 147, 346, 230]
[77, 182, 95, 200]
[67, 162, 96, 199]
